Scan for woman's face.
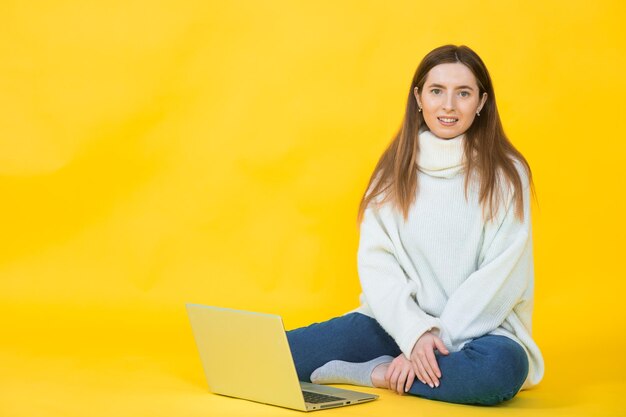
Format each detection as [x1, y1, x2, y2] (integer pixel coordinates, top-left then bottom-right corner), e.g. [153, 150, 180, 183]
[414, 63, 488, 139]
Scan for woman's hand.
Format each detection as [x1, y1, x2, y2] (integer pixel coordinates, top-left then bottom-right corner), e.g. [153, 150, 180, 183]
[384, 353, 416, 395]
[410, 331, 449, 388]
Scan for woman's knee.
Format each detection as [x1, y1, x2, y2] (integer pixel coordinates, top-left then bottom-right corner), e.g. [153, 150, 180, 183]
[285, 313, 401, 381]
[463, 336, 529, 405]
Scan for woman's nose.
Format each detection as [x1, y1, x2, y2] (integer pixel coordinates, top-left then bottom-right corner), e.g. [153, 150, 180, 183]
[442, 94, 455, 111]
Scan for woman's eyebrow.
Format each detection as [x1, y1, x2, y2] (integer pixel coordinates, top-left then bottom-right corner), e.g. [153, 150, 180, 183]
[427, 83, 475, 91]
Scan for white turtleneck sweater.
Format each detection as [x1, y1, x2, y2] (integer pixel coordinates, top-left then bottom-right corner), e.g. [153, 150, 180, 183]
[350, 128, 544, 390]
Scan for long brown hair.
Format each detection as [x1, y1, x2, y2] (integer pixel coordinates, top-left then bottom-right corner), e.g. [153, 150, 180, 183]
[356, 44, 534, 225]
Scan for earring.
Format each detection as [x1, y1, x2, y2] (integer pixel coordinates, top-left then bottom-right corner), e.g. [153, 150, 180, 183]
[476, 111, 480, 116]
[418, 106, 422, 113]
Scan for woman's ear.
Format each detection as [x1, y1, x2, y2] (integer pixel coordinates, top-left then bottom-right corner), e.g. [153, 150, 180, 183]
[477, 92, 488, 113]
[414, 86, 421, 107]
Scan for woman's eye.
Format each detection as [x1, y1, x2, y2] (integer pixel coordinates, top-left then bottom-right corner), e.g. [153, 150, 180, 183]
[459, 91, 470, 97]
[431, 88, 441, 94]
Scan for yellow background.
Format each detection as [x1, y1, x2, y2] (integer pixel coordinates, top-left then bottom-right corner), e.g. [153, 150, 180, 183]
[1, 1, 625, 416]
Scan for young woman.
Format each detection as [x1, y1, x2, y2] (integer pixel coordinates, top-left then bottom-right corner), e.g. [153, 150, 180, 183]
[286, 44, 544, 406]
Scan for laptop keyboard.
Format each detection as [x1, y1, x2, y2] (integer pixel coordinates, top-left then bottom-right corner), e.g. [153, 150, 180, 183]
[302, 390, 346, 404]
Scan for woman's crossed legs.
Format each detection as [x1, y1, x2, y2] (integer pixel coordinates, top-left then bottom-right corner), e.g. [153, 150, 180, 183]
[286, 312, 528, 406]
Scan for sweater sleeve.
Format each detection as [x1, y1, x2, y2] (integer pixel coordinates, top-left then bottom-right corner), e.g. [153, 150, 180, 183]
[437, 177, 534, 351]
[357, 201, 442, 358]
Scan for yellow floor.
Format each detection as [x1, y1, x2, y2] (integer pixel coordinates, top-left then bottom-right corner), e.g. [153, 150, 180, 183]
[1, 305, 623, 417]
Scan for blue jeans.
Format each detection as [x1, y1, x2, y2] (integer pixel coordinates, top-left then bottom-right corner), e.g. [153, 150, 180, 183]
[286, 312, 528, 406]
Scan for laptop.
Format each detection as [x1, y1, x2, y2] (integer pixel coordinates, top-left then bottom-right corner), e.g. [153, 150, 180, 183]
[186, 303, 378, 411]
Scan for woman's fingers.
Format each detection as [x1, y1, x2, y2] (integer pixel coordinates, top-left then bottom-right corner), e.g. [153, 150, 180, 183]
[410, 360, 425, 385]
[393, 368, 402, 394]
[396, 366, 409, 395]
[405, 369, 415, 393]
[388, 365, 399, 392]
[434, 336, 449, 355]
[425, 348, 441, 380]
[420, 352, 438, 387]
[415, 357, 434, 387]
[384, 355, 417, 394]
[409, 332, 448, 389]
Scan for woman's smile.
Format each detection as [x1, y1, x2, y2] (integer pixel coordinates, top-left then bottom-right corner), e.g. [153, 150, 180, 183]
[437, 116, 459, 126]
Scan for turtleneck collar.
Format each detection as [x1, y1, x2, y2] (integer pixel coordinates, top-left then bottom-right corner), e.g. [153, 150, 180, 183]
[417, 129, 466, 178]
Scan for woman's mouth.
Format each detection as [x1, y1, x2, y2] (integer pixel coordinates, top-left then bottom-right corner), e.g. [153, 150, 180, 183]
[437, 117, 458, 126]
